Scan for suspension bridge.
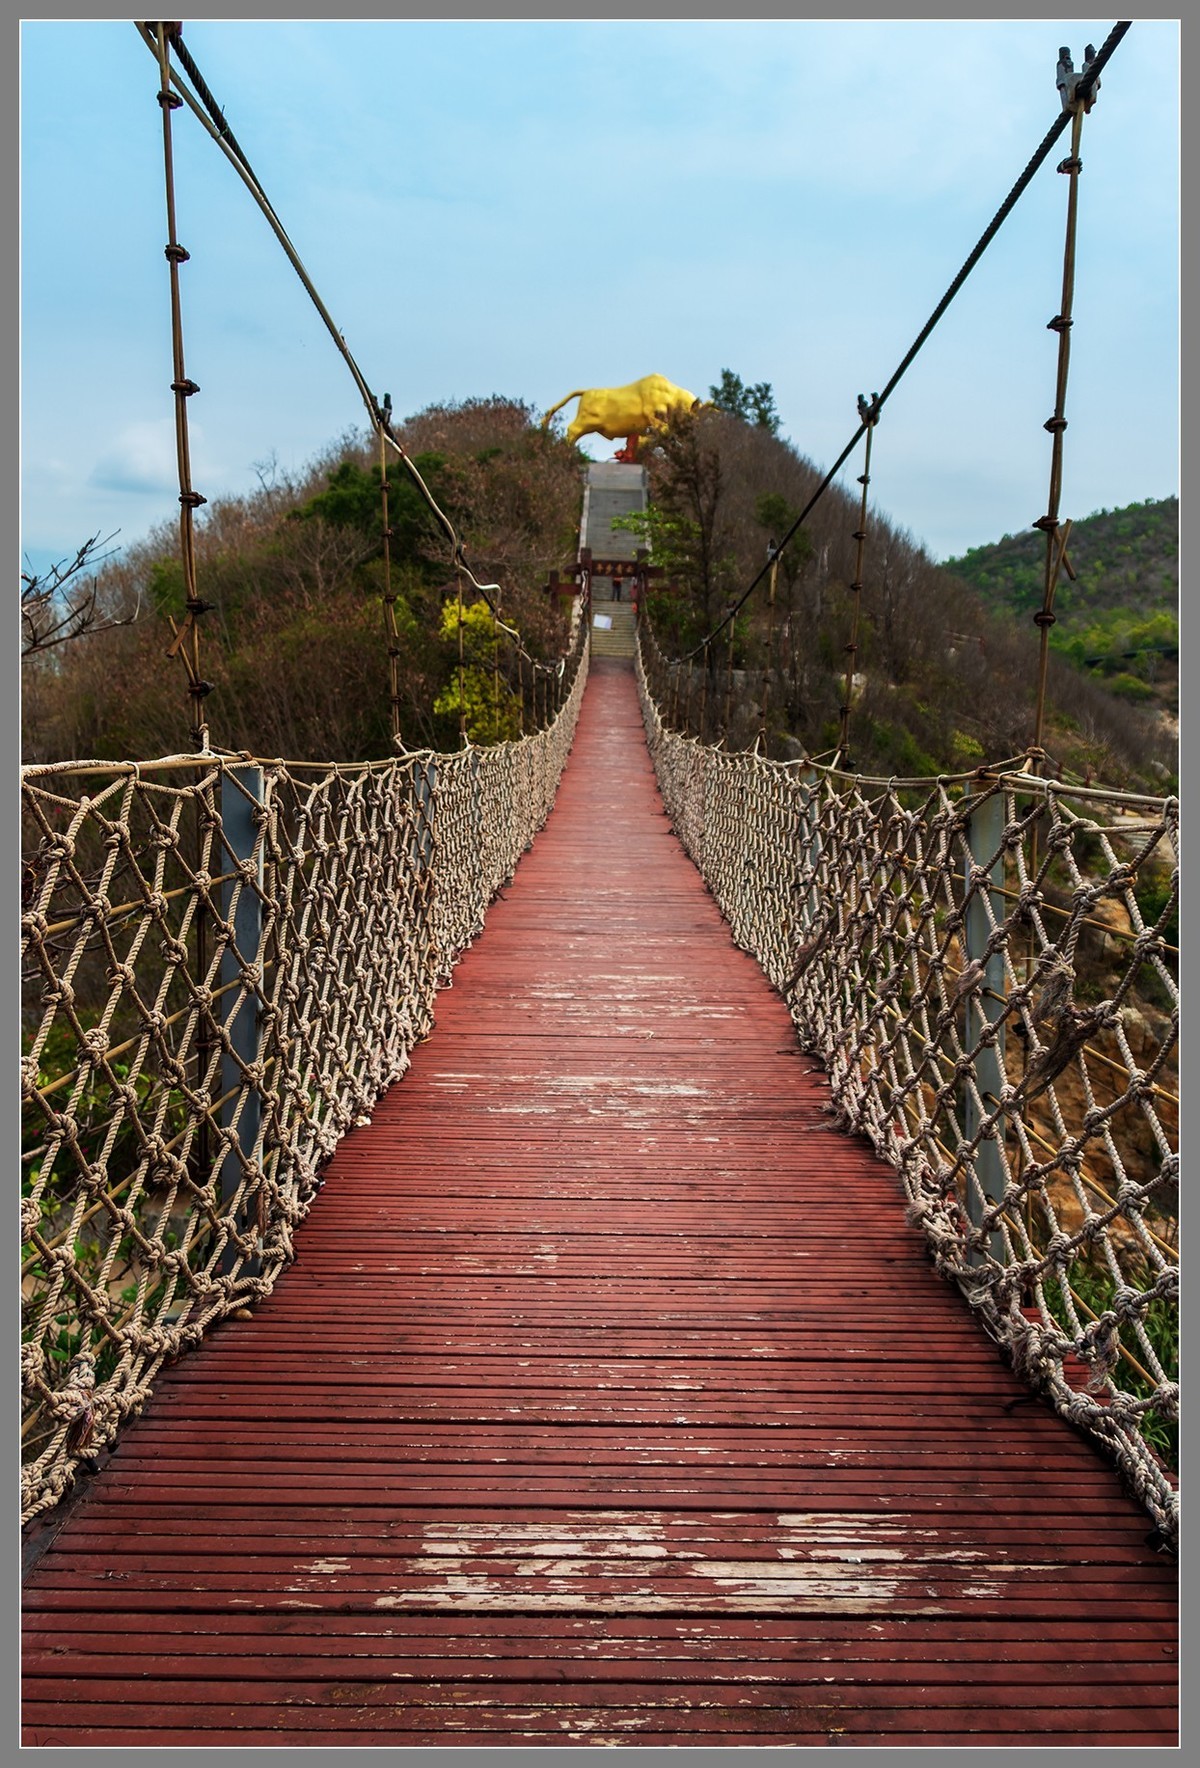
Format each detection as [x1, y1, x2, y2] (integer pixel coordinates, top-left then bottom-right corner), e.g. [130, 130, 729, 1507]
[22, 20, 1177, 1748]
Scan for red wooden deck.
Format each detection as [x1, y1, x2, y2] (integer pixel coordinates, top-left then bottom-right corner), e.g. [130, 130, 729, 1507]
[22, 660, 1178, 1746]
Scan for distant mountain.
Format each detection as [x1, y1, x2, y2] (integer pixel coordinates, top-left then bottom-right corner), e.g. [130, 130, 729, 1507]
[943, 497, 1178, 719]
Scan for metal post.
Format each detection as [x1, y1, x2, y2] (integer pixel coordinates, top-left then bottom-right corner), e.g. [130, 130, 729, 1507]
[410, 757, 439, 1034]
[470, 747, 485, 922]
[193, 783, 214, 1192]
[963, 781, 1007, 1264]
[413, 758, 437, 871]
[798, 767, 824, 946]
[219, 764, 264, 1278]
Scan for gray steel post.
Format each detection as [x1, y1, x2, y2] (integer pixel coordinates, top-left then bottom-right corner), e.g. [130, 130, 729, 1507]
[219, 765, 264, 1279]
[798, 768, 823, 945]
[963, 782, 1007, 1264]
[413, 758, 437, 871]
[470, 747, 485, 916]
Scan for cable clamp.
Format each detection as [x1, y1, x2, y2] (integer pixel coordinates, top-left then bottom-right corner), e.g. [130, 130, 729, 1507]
[1056, 45, 1100, 114]
[1056, 156, 1083, 176]
[1032, 610, 1058, 629]
[856, 391, 881, 427]
[164, 243, 190, 264]
[1043, 417, 1068, 434]
[156, 89, 183, 110]
[1046, 315, 1073, 333]
[171, 378, 200, 396]
[1032, 516, 1058, 534]
[179, 490, 207, 509]
[185, 598, 216, 615]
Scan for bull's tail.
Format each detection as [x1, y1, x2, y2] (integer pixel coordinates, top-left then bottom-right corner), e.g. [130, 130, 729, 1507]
[540, 390, 586, 428]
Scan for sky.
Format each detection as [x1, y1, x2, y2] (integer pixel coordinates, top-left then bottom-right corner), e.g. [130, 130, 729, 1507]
[19, 17, 1179, 585]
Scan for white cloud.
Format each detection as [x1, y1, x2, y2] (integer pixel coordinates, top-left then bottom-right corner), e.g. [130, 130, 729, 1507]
[88, 419, 188, 497]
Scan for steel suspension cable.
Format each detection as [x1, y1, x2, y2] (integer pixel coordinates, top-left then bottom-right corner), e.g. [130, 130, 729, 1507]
[673, 19, 1131, 666]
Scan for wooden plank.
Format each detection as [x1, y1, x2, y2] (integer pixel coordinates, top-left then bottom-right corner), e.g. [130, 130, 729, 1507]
[22, 661, 1177, 1746]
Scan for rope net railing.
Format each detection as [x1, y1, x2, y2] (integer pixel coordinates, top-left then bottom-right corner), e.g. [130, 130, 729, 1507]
[20, 621, 589, 1526]
[636, 621, 1179, 1548]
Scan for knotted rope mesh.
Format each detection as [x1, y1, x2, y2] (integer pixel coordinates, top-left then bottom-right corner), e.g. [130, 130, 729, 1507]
[20, 625, 588, 1525]
[637, 625, 1179, 1547]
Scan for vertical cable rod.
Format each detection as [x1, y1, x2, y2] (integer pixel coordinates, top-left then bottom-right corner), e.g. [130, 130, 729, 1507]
[1031, 81, 1090, 762]
[151, 22, 211, 752]
[835, 401, 878, 766]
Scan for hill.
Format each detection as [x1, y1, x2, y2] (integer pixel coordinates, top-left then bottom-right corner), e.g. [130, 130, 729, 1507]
[22, 393, 1178, 797]
[627, 403, 1177, 793]
[943, 498, 1178, 729]
[21, 399, 583, 766]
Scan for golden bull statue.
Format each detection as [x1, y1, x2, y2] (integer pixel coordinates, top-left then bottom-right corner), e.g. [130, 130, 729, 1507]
[541, 374, 703, 460]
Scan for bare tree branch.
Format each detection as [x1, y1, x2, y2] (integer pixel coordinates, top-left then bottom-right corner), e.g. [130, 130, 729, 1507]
[21, 532, 133, 657]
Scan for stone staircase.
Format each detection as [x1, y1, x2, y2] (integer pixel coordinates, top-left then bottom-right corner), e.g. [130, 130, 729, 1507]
[589, 598, 637, 660]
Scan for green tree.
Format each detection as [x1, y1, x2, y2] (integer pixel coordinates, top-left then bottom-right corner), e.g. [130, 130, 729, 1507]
[615, 410, 733, 649]
[709, 368, 781, 435]
[433, 597, 523, 744]
[293, 453, 451, 566]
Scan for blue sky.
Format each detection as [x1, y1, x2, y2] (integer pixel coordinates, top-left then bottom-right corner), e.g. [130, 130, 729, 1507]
[20, 18, 1178, 582]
